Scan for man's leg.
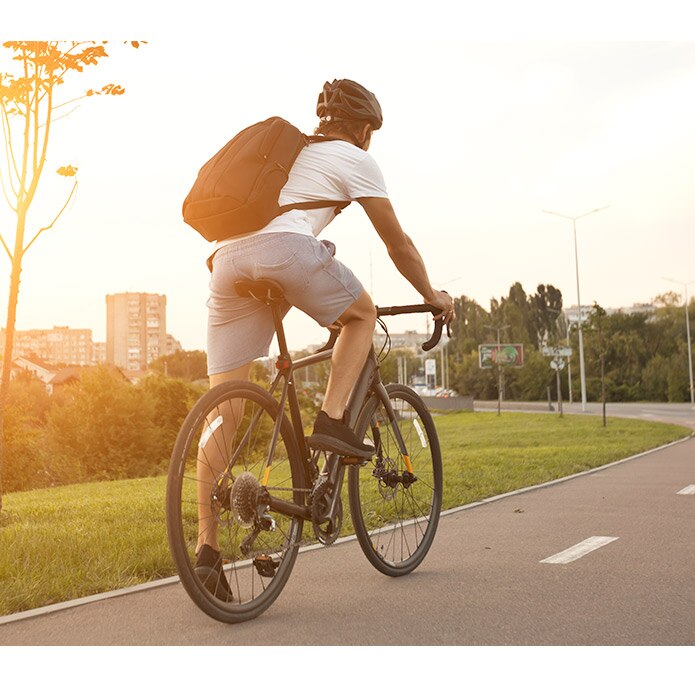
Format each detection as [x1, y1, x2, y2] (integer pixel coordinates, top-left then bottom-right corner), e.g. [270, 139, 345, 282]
[321, 289, 377, 419]
[196, 361, 252, 553]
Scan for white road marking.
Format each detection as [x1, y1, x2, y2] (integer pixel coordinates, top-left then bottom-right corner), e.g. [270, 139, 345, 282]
[540, 536, 619, 564]
[677, 484, 695, 495]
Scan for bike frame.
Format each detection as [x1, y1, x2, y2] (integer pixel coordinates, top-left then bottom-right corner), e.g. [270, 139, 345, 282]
[240, 298, 446, 525]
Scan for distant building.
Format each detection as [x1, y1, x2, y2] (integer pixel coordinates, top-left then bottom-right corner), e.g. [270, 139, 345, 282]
[11, 355, 58, 384]
[372, 330, 447, 358]
[166, 334, 183, 356]
[377, 330, 428, 351]
[106, 292, 168, 371]
[563, 306, 592, 325]
[564, 303, 657, 324]
[0, 326, 93, 366]
[92, 341, 106, 365]
[606, 302, 657, 317]
[47, 366, 83, 396]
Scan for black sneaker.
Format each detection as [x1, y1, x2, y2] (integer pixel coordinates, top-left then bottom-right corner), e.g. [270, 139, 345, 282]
[194, 544, 234, 602]
[306, 410, 375, 459]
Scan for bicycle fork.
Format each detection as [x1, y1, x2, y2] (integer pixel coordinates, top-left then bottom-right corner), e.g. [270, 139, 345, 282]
[371, 383, 415, 477]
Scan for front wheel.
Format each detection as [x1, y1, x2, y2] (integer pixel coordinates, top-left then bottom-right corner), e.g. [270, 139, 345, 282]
[348, 384, 443, 576]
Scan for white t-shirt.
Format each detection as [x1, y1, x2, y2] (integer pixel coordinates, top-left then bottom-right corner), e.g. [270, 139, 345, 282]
[214, 140, 388, 250]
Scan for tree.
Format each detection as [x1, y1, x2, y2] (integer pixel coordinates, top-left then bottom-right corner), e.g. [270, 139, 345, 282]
[149, 350, 209, 382]
[46, 365, 161, 482]
[0, 41, 140, 508]
[379, 347, 418, 385]
[531, 284, 565, 349]
[586, 303, 609, 426]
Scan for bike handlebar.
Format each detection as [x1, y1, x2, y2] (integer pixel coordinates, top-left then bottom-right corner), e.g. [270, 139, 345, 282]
[315, 303, 451, 353]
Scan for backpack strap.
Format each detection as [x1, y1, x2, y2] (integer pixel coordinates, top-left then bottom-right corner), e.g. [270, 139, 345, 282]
[277, 133, 352, 216]
[278, 200, 351, 215]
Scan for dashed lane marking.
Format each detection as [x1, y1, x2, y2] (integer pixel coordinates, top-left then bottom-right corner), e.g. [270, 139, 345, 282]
[676, 485, 695, 495]
[540, 536, 619, 564]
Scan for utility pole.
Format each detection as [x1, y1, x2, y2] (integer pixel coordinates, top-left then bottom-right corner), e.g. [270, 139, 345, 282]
[566, 321, 573, 404]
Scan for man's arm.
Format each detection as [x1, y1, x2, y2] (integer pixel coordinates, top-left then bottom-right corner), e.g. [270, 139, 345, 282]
[358, 197, 454, 321]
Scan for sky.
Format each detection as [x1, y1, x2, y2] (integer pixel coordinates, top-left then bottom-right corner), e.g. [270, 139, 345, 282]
[2, 2, 695, 354]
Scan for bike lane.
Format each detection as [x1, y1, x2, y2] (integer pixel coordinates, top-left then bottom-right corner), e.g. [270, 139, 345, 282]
[1, 437, 693, 645]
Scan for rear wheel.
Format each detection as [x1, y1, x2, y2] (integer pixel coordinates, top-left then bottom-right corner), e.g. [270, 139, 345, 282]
[166, 380, 305, 623]
[348, 384, 442, 576]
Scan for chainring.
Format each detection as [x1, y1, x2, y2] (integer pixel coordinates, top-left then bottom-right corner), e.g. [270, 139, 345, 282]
[310, 478, 343, 545]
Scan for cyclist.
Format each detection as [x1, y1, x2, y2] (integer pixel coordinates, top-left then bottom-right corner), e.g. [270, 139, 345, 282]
[196, 79, 454, 595]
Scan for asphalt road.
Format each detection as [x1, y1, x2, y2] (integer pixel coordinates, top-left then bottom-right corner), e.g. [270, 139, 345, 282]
[2, 429, 693, 645]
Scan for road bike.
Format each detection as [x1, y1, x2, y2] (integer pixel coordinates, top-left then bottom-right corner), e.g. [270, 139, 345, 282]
[166, 278, 448, 623]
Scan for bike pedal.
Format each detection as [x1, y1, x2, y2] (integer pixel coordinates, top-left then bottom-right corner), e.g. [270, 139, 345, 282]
[253, 555, 279, 578]
[341, 456, 367, 466]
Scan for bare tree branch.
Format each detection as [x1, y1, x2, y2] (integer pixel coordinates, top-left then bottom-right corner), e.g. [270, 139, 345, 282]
[32, 51, 41, 176]
[1, 102, 21, 190]
[0, 232, 12, 262]
[0, 169, 17, 211]
[39, 104, 81, 129]
[50, 94, 89, 113]
[22, 179, 78, 256]
[17, 45, 32, 213]
[24, 70, 53, 209]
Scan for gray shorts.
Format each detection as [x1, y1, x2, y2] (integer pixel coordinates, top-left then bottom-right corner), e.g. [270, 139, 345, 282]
[206, 232, 364, 375]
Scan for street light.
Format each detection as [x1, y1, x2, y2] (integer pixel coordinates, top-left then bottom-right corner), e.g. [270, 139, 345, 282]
[663, 277, 695, 406]
[543, 205, 610, 412]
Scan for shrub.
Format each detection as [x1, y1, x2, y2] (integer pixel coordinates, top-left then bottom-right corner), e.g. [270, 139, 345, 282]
[46, 366, 162, 482]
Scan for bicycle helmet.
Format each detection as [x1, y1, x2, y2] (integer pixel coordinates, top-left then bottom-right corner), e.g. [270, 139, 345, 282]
[316, 79, 383, 130]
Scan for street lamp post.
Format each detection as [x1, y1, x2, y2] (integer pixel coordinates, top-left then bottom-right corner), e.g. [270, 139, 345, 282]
[543, 206, 610, 412]
[566, 320, 573, 404]
[664, 277, 695, 406]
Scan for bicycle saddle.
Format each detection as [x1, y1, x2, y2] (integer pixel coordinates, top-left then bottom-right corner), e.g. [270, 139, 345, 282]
[234, 279, 286, 303]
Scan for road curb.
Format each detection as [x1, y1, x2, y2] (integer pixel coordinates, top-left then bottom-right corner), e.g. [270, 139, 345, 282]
[1, 433, 691, 627]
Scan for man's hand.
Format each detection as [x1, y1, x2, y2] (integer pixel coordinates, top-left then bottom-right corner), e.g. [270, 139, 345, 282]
[425, 290, 455, 324]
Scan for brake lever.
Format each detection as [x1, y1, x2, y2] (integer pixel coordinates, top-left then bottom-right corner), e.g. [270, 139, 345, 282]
[316, 326, 341, 353]
[421, 318, 445, 351]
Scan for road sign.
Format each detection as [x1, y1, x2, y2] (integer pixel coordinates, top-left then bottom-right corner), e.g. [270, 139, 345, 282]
[479, 344, 524, 369]
[425, 358, 436, 389]
[542, 346, 573, 357]
[550, 359, 566, 371]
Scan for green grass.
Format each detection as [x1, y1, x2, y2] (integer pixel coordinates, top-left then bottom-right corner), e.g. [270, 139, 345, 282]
[0, 413, 690, 616]
[434, 412, 690, 508]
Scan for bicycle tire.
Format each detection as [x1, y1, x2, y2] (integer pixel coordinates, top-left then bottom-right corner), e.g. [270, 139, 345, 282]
[166, 380, 305, 623]
[348, 384, 443, 576]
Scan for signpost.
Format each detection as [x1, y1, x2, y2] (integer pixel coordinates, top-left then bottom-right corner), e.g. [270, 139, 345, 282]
[425, 358, 437, 390]
[478, 344, 524, 369]
[543, 346, 573, 416]
[479, 343, 524, 416]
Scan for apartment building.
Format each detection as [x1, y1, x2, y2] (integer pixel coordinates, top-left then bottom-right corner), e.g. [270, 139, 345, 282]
[92, 341, 106, 365]
[106, 292, 167, 371]
[1, 326, 93, 366]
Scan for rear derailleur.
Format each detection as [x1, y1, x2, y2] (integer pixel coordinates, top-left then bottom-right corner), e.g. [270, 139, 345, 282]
[213, 470, 279, 578]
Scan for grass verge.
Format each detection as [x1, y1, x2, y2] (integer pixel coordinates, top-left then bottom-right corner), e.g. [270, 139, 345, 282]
[0, 413, 690, 616]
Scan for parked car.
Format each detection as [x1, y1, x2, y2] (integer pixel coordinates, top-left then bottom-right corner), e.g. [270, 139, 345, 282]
[435, 389, 459, 398]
